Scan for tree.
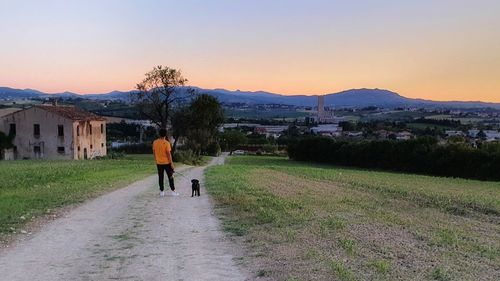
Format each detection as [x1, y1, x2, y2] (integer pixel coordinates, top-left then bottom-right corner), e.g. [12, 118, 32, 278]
[477, 130, 487, 140]
[170, 106, 191, 151]
[0, 132, 13, 149]
[106, 121, 141, 141]
[247, 132, 269, 145]
[219, 130, 247, 155]
[132, 65, 193, 129]
[185, 94, 225, 155]
[0, 132, 13, 160]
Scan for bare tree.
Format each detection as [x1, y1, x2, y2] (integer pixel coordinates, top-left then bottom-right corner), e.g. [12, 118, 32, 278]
[132, 65, 194, 129]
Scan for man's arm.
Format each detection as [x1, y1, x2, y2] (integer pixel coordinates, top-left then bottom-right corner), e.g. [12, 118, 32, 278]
[166, 146, 174, 171]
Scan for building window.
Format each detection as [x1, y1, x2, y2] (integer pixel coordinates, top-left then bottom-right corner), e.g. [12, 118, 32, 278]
[78, 146, 81, 151]
[57, 147, 65, 154]
[89, 125, 92, 135]
[34, 124, 40, 137]
[90, 144, 93, 149]
[101, 124, 104, 134]
[101, 143, 104, 148]
[34, 146, 41, 154]
[77, 125, 80, 136]
[58, 125, 64, 137]
[9, 123, 16, 136]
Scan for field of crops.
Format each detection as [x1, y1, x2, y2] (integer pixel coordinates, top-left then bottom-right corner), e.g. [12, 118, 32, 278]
[0, 155, 156, 240]
[206, 156, 500, 281]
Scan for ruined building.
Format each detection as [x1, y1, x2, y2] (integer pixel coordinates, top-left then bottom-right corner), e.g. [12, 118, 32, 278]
[0, 105, 106, 160]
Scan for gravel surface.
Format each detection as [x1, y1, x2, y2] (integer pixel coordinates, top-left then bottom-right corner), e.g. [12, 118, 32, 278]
[0, 156, 249, 281]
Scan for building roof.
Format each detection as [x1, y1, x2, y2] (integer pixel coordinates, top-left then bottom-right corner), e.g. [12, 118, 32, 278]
[35, 105, 106, 121]
[0, 108, 22, 118]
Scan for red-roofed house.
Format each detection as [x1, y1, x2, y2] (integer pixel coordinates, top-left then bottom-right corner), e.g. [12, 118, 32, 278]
[0, 105, 106, 160]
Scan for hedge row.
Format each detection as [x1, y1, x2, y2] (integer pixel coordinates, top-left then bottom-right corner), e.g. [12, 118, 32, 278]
[287, 137, 500, 181]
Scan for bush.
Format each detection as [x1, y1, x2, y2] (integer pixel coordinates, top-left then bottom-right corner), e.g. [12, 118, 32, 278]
[262, 144, 277, 154]
[288, 137, 500, 181]
[173, 149, 204, 165]
[205, 142, 221, 156]
[112, 143, 152, 154]
[96, 151, 125, 160]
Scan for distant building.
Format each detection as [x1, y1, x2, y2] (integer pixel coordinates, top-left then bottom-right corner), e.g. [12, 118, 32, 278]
[254, 125, 288, 138]
[445, 130, 465, 138]
[310, 95, 336, 124]
[374, 130, 389, 139]
[396, 131, 414, 141]
[0, 105, 106, 160]
[311, 124, 343, 137]
[468, 129, 500, 141]
[484, 130, 500, 141]
[345, 131, 363, 138]
[468, 129, 480, 138]
[0, 108, 22, 119]
[219, 123, 260, 133]
[105, 116, 153, 127]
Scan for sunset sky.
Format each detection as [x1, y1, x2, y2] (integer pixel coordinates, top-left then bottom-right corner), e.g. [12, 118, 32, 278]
[1, 0, 499, 102]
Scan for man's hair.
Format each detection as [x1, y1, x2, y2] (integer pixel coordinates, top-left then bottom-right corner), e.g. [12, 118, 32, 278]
[159, 128, 167, 137]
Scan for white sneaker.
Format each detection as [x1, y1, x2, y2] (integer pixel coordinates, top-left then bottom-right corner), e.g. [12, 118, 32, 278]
[160, 191, 165, 197]
[171, 191, 179, 196]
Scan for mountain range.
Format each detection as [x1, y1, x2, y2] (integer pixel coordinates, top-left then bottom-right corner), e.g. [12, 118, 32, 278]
[1, 86, 500, 109]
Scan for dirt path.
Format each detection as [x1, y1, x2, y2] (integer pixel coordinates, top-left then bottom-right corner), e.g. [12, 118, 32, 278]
[0, 156, 249, 281]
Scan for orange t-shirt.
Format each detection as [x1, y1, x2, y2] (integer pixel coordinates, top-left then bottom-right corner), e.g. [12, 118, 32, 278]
[152, 138, 172, 165]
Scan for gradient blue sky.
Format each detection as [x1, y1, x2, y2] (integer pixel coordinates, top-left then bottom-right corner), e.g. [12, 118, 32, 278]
[1, 0, 499, 101]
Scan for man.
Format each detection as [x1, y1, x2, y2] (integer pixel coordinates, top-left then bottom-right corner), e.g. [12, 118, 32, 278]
[153, 128, 177, 197]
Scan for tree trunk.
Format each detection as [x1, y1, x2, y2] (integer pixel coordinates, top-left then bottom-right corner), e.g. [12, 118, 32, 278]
[172, 137, 179, 153]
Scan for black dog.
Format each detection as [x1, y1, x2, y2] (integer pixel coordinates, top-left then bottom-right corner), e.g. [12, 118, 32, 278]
[191, 179, 200, 197]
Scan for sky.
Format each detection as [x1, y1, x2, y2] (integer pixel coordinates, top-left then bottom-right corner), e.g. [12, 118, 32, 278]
[0, 0, 499, 102]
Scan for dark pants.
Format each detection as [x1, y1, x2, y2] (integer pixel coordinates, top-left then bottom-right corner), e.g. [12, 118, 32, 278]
[157, 164, 175, 191]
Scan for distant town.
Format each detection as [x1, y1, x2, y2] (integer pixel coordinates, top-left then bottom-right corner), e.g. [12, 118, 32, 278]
[1, 86, 499, 160]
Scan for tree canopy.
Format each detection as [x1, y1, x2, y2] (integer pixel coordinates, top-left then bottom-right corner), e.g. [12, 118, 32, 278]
[219, 130, 247, 155]
[170, 93, 225, 154]
[0, 131, 13, 150]
[132, 65, 193, 128]
[185, 94, 224, 155]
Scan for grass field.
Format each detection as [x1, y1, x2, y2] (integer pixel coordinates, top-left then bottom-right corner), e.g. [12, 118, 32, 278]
[206, 156, 500, 281]
[406, 123, 453, 131]
[426, 114, 485, 125]
[0, 155, 157, 240]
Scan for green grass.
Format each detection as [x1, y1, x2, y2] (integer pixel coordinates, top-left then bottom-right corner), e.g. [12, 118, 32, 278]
[223, 156, 500, 216]
[426, 114, 485, 125]
[431, 267, 451, 281]
[406, 122, 453, 131]
[330, 260, 356, 281]
[369, 260, 391, 274]
[205, 156, 500, 280]
[338, 238, 357, 256]
[0, 155, 157, 237]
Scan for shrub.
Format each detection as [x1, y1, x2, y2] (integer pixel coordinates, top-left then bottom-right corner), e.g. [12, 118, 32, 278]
[95, 151, 125, 160]
[205, 142, 221, 156]
[173, 149, 204, 165]
[287, 137, 500, 181]
[112, 143, 152, 154]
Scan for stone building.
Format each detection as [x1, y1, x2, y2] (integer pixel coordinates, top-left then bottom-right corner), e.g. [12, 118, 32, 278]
[0, 105, 106, 160]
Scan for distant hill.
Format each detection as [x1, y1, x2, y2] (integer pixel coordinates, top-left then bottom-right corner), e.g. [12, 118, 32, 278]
[0, 87, 46, 99]
[1, 86, 500, 109]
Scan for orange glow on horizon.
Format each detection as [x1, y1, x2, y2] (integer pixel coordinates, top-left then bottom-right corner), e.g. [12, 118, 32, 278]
[1, 1, 499, 103]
